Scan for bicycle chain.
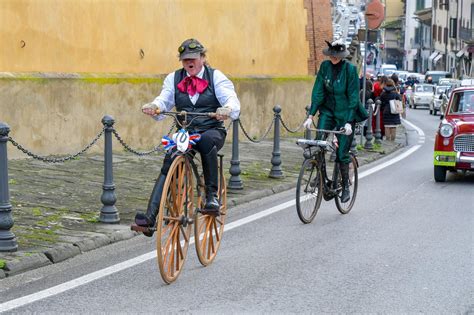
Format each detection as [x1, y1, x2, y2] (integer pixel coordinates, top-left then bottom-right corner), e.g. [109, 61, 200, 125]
[8, 127, 106, 163]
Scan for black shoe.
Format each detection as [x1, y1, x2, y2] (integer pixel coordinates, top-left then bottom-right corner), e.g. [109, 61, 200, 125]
[341, 188, 350, 203]
[134, 212, 155, 237]
[205, 193, 219, 209]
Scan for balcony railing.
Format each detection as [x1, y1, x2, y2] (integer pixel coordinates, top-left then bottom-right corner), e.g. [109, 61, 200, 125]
[459, 27, 473, 42]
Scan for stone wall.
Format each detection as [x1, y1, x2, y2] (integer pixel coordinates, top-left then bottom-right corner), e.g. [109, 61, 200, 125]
[0, 74, 314, 159]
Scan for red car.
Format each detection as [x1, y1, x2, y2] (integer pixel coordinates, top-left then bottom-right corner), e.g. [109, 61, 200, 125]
[433, 86, 474, 182]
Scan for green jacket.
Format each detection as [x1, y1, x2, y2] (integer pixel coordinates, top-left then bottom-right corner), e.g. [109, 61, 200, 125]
[309, 60, 367, 123]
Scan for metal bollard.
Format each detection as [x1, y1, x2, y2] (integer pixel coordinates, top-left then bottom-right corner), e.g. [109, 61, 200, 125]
[100, 115, 120, 223]
[350, 126, 358, 155]
[269, 105, 283, 178]
[0, 122, 18, 252]
[228, 119, 243, 190]
[364, 99, 374, 150]
[304, 105, 312, 140]
[374, 100, 382, 144]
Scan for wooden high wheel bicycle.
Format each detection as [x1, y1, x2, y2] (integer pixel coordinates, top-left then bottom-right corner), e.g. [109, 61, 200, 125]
[132, 111, 227, 284]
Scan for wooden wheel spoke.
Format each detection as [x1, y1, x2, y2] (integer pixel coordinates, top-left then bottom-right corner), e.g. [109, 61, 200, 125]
[213, 218, 220, 242]
[207, 225, 215, 258]
[175, 227, 181, 271]
[180, 226, 189, 243]
[160, 221, 172, 238]
[162, 224, 177, 271]
[215, 217, 224, 225]
[200, 217, 212, 254]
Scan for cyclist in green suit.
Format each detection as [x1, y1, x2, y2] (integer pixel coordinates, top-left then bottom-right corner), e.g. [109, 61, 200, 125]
[303, 40, 368, 203]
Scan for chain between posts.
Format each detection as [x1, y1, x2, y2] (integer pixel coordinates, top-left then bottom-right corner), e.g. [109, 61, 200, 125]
[7, 127, 106, 163]
[279, 117, 304, 133]
[112, 122, 176, 156]
[238, 119, 274, 143]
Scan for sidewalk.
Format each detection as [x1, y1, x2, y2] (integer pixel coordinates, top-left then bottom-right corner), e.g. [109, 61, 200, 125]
[0, 128, 406, 279]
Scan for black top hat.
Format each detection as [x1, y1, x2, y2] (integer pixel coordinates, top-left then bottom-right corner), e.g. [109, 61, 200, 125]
[322, 40, 350, 58]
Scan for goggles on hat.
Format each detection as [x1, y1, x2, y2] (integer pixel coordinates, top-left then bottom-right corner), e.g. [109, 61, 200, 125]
[178, 42, 203, 53]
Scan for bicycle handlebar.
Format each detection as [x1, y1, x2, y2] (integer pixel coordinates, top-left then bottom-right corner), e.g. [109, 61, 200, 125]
[306, 128, 346, 135]
[159, 110, 217, 118]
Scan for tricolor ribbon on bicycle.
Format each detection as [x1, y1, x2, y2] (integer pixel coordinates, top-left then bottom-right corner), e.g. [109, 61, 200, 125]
[162, 129, 201, 152]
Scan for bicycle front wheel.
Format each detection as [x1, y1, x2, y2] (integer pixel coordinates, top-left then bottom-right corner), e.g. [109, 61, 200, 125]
[156, 155, 194, 284]
[296, 158, 323, 224]
[335, 155, 358, 214]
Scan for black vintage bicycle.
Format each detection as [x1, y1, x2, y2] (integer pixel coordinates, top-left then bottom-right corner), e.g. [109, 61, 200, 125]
[295, 128, 358, 224]
[131, 111, 227, 284]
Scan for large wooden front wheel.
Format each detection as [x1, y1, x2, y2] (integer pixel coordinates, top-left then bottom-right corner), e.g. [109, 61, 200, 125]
[156, 156, 194, 284]
[194, 165, 226, 266]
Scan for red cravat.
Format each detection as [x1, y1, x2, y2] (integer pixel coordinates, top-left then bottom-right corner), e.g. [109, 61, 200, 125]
[177, 76, 209, 96]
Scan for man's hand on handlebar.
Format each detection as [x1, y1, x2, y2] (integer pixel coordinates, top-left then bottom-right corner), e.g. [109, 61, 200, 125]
[341, 123, 352, 135]
[303, 116, 313, 129]
[142, 103, 160, 116]
[215, 106, 231, 121]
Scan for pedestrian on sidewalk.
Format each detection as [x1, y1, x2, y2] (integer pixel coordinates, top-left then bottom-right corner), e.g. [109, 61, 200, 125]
[303, 39, 368, 203]
[378, 78, 401, 141]
[372, 74, 387, 138]
[137, 38, 240, 235]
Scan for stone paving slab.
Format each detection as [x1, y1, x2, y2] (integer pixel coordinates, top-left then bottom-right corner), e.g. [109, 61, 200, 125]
[0, 128, 406, 278]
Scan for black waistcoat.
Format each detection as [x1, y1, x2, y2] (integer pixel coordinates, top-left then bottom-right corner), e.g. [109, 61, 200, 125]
[174, 66, 224, 132]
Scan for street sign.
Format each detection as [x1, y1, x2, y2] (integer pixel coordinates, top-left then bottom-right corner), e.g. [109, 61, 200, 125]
[365, 0, 385, 30]
[358, 29, 378, 42]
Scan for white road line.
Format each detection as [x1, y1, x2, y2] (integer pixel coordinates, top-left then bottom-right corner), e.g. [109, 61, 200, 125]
[0, 120, 424, 313]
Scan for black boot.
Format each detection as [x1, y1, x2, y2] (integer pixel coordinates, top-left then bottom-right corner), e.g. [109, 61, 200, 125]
[339, 163, 351, 203]
[201, 146, 220, 214]
[135, 174, 166, 236]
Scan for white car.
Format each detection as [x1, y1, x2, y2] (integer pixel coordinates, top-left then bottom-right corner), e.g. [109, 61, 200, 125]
[409, 84, 435, 109]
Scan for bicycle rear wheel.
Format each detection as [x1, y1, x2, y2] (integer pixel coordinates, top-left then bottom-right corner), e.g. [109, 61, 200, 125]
[296, 158, 323, 224]
[335, 155, 358, 214]
[156, 155, 194, 284]
[194, 161, 226, 266]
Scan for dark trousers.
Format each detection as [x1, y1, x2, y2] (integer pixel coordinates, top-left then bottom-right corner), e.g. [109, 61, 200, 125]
[161, 128, 226, 176]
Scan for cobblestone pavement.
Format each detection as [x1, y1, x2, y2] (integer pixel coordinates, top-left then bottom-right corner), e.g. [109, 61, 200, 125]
[0, 128, 406, 279]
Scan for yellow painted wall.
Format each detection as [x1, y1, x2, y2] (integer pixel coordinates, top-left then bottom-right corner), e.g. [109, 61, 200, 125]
[384, 0, 404, 22]
[0, 0, 310, 76]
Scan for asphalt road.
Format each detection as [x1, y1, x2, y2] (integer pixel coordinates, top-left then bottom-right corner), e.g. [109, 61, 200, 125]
[0, 107, 472, 314]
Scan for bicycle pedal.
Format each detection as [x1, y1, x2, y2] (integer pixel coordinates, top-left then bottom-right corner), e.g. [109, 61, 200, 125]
[130, 224, 156, 233]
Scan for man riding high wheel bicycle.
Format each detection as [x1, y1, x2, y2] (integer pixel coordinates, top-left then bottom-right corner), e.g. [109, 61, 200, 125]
[303, 40, 368, 203]
[135, 38, 240, 235]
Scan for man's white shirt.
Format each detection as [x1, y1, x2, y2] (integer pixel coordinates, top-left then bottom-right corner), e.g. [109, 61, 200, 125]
[150, 67, 240, 121]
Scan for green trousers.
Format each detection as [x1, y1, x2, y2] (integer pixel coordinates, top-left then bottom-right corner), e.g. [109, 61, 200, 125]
[316, 114, 354, 164]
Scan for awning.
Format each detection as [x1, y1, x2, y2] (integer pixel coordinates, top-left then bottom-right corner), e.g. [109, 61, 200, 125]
[429, 51, 439, 62]
[456, 47, 467, 58]
[434, 53, 443, 64]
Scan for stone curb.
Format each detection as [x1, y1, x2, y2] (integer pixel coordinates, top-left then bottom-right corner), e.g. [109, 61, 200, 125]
[4, 253, 52, 276]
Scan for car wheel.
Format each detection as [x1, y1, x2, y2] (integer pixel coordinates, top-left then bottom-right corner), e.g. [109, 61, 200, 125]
[413, 104, 417, 109]
[429, 109, 433, 115]
[434, 165, 447, 182]
[434, 109, 437, 115]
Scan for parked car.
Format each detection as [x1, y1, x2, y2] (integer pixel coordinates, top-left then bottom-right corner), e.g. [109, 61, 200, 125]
[409, 84, 435, 109]
[430, 85, 450, 115]
[433, 86, 474, 182]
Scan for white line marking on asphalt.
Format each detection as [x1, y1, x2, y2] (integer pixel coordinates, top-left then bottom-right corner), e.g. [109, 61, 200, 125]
[0, 120, 425, 313]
